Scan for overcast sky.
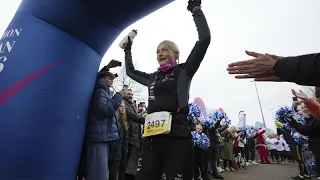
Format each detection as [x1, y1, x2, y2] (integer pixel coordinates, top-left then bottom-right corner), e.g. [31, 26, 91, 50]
[1, 0, 319, 130]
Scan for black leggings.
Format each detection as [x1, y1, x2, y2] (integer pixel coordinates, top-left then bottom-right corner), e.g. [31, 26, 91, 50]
[248, 146, 255, 161]
[194, 161, 208, 180]
[285, 151, 294, 162]
[269, 149, 278, 162]
[278, 150, 285, 162]
[136, 136, 194, 180]
[292, 143, 309, 176]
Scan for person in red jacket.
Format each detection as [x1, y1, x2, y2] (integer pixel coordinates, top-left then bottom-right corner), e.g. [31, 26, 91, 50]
[256, 128, 271, 164]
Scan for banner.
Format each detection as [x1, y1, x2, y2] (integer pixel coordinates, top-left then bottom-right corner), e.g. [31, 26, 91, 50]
[238, 111, 246, 127]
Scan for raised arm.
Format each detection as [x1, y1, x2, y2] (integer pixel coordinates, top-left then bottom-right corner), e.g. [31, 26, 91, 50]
[123, 37, 151, 86]
[184, 7, 211, 77]
[92, 89, 122, 118]
[209, 118, 222, 132]
[124, 51, 151, 86]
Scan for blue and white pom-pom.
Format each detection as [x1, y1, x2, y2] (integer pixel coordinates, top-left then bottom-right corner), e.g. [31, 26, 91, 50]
[246, 131, 252, 138]
[275, 106, 295, 123]
[198, 133, 210, 150]
[191, 131, 199, 146]
[296, 115, 307, 126]
[203, 116, 215, 128]
[191, 131, 210, 150]
[188, 103, 202, 124]
[292, 131, 309, 152]
[275, 106, 296, 130]
[238, 126, 247, 131]
[221, 113, 231, 125]
[208, 110, 224, 121]
[203, 110, 224, 128]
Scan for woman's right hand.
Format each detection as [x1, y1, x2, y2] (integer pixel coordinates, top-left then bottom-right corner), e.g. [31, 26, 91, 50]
[124, 37, 132, 52]
[187, 0, 201, 12]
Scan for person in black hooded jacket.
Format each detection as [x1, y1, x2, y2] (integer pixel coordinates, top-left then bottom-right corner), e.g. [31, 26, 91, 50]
[122, 0, 210, 179]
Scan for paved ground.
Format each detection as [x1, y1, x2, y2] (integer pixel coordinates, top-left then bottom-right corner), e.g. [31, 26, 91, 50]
[220, 163, 316, 180]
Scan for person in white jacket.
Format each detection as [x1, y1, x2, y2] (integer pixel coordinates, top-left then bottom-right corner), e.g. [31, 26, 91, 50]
[266, 134, 278, 163]
[275, 135, 287, 163]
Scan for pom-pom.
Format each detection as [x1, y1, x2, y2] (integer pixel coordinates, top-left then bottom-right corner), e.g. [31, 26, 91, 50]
[296, 115, 307, 126]
[275, 106, 295, 123]
[191, 131, 210, 150]
[203, 116, 215, 128]
[275, 106, 296, 131]
[188, 103, 202, 124]
[221, 112, 231, 125]
[292, 131, 309, 152]
[237, 126, 247, 131]
[208, 110, 223, 121]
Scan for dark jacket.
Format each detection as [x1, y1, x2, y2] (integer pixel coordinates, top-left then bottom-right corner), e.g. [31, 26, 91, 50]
[85, 79, 122, 142]
[289, 116, 320, 157]
[207, 120, 227, 145]
[277, 128, 294, 145]
[123, 99, 144, 149]
[246, 136, 255, 148]
[274, 53, 320, 86]
[124, 9, 210, 138]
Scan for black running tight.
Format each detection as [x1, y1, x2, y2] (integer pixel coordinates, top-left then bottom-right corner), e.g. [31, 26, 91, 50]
[136, 136, 194, 180]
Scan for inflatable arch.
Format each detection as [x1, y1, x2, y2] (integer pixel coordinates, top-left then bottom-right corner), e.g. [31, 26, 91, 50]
[0, 0, 174, 179]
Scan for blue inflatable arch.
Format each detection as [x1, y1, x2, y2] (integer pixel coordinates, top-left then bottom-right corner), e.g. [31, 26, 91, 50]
[0, 0, 173, 179]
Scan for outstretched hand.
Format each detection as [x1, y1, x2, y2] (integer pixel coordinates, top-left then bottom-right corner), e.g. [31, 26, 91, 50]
[124, 37, 132, 52]
[227, 50, 281, 82]
[291, 89, 309, 101]
[187, 0, 201, 12]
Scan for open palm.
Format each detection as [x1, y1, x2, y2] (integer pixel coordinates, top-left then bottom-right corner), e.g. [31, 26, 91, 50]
[292, 89, 308, 100]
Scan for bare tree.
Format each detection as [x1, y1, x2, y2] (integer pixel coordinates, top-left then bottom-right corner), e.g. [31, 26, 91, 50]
[114, 64, 148, 102]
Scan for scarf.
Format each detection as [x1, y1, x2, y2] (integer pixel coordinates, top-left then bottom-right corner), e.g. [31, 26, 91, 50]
[157, 60, 177, 72]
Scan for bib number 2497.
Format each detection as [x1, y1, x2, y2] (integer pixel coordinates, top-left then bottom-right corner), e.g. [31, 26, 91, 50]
[143, 111, 172, 137]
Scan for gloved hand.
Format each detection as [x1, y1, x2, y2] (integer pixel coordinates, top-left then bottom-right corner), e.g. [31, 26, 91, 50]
[112, 92, 122, 102]
[110, 93, 123, 109]
[187, 0, 201, 12]
[124, 36, 132, 52]
[106, 59, 122, 70]
[275, 121, 283, 128]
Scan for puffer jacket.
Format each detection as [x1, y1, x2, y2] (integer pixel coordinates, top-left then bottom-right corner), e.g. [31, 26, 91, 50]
[85, 79, 122, 143]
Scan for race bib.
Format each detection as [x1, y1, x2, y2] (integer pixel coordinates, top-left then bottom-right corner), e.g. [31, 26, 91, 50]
[143, 111, 172, 137]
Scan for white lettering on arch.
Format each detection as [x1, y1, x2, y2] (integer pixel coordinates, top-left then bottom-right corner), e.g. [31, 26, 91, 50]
[0, 28, 22, 40]
[0, 41, 16, 53]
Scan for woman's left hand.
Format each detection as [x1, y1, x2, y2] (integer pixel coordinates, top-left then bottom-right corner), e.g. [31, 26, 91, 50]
[291, 89, 309, 101]
[187, 0, 201, 12]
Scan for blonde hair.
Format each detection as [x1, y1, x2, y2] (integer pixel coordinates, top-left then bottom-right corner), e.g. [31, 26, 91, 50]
[116, 101, 128, 130]
[196, 124, 203, 129]
[159, 40, 180, 60]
